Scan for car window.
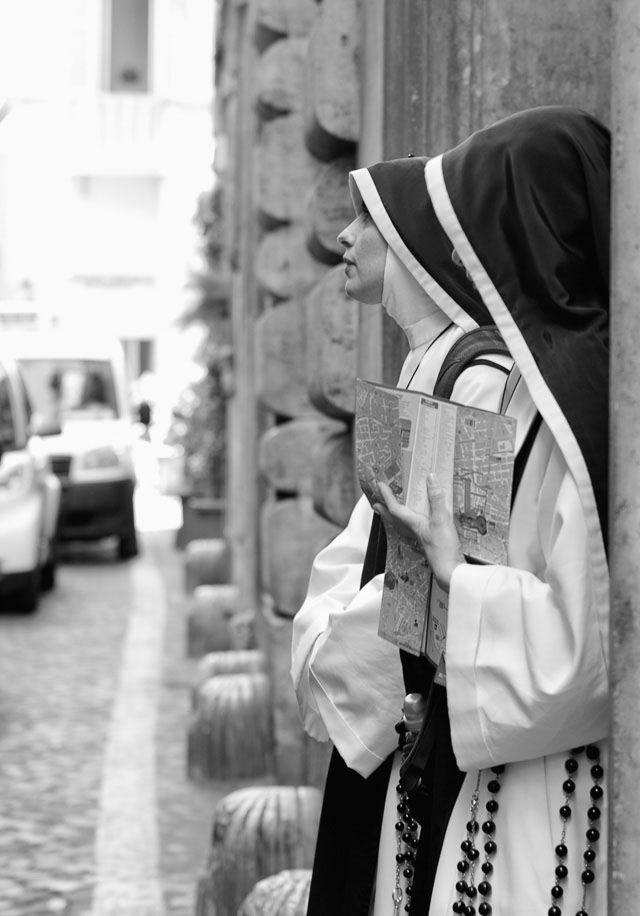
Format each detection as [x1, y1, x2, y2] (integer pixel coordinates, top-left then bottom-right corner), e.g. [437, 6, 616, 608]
[18, 358, 119, 425]
[0, 375, 17, 451]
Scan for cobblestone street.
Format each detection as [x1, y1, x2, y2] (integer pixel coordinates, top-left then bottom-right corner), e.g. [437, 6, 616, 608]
[0, 481, 239, 916]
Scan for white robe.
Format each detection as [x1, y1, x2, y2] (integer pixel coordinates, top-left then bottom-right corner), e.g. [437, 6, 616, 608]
[291, 336, 609, 914]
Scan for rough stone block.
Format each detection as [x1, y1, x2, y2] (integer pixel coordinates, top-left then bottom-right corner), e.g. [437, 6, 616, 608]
[255, 301, 318, 418]
[255, 38, 308, 119]
[305, 154, 356, 264]
[259, 416, 347, 495]
[305, 265, 360, 419]
[256, 113, 323, 226]
[312, 426, 358, 528]
[304, 0, 362, 160]
[260, 497, 339, 617]
[254, 0, 318, 51]
[256, 225, 327, 301]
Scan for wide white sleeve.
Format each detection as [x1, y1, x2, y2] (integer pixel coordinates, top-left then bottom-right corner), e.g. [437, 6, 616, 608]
[290, 494, 405, 776]
[446, 424, 609, 772]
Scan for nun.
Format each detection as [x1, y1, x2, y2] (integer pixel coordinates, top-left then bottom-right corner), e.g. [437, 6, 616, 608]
[291, 106, 610, 916]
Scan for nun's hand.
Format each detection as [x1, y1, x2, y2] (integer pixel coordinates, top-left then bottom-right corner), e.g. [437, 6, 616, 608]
[373, 474, 466, 592]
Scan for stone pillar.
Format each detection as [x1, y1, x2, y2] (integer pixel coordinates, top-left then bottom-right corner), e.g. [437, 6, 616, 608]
[378, 0, 612, 384]
[609, 0, 640, 909]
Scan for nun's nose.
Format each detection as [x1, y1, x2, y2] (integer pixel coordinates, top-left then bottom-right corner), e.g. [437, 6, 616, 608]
[337, 221, 354, 248]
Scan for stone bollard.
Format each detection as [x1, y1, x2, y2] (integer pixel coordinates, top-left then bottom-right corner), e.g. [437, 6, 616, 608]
[237, 869, 312, 916]
[188, 672, 274, 781]
[199, 785, 322, 916]
[192, 649, 268, 708]
[184, 538, 231, 593]
[186, 584, 238, 658]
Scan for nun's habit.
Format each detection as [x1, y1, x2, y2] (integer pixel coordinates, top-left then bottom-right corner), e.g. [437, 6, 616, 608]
[291, 106, 610, 916]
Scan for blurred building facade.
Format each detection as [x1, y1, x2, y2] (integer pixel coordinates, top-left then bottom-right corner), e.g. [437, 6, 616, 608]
[0, 0, 215, 413]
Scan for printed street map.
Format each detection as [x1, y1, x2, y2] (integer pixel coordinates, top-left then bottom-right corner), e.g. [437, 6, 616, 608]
[355, 379, 516, 658]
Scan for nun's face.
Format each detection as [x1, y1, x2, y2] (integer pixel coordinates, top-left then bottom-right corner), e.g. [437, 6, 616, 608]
[337, 209, 387, 304]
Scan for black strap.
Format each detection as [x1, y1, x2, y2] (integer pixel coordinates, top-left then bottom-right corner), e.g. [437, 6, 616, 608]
[433, 325, 510, 399]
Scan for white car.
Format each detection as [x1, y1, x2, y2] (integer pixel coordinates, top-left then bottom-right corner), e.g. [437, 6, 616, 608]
[0, 356, 61, 612]
[8, 332, 138, 560]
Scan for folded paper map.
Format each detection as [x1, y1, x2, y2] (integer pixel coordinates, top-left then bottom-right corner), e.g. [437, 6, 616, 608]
[355, 378, 517, 658]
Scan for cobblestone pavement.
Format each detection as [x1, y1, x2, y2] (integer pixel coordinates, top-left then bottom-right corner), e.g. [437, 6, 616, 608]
[0, 486, 249, 916]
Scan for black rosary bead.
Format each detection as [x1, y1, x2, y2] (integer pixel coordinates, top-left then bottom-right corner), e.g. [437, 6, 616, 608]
[481, 820, 496, 835]
[477, 880, 491, 896]
[467, 846, 480, 861]
[590, 764, 603, 780]
[480, 861, 493, 875]
[402, 832, 413, 843]
[555, 864, 568, 880]
[466, 819, 480, 834]
[585, 744, 600, 760]
[457, 859, 469, 873]
[589, 784, 603, 801]
[562, 778, 576, 795]
[490, 764, 505, 775]
[575, 910, 589, 916]
[548, 908, 561, 916]
[485, 798, 499, 814]
[466, 884, 477, 899]
[550, 883, 564, 899]
[395, 821, 404, 832]
[583, 847, 596, 863]
[486, 780, 501, 794]
[395, 852, 405, 863]
[586, 827, 600, 843]
[406, 885, 413, 896]
[452, 902, 464, 914]
[586, 806, 601, 822]
[559, 804, 572, 819]
[582, 868, 595, 885]
[555, 843, 568, 858]
[484, 840, 497, 856]
[403, 867, 414, 880]
[465, 905, 476, 916]
[478, 903, 492, 916]
[565, 756, 579, 773]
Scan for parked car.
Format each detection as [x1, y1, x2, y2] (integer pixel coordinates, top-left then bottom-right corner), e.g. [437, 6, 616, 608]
[0, 355, 61, 612]
[7, 332, 138, 560]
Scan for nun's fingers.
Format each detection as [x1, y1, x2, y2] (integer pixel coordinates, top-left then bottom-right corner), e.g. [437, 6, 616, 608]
[426, 473, 448, 524]
[373, 481, 424, 542]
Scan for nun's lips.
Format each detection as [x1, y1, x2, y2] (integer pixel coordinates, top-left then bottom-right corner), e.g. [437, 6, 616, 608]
[343, 257, 355, 269]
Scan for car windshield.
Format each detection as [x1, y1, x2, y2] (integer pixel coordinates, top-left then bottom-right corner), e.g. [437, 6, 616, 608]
[19, 358, 119, 426]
